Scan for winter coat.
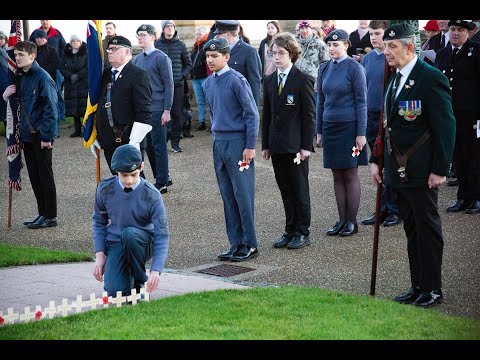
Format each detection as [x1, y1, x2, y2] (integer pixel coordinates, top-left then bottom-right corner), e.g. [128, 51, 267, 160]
[60, 42, 88, 118]
[154, 32, 192, 86]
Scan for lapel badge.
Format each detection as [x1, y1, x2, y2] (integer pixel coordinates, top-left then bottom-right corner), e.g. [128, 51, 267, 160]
[468, 47, 473, 56]
[405, 79, 414, 89]
[286, 94, 294, 105]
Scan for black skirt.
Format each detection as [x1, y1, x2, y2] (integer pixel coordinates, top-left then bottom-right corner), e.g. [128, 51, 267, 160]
[322, 121, 368, 169]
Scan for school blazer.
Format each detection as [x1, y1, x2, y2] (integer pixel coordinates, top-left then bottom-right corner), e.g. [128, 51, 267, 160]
[261, 65, 316, 154]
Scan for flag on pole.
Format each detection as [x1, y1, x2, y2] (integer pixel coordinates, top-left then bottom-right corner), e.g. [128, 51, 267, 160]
[5, 20, 23, 191]
[83, 20, 104, 148]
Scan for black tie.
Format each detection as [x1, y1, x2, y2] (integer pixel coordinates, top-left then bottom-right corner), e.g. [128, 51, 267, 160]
[214, 73, 218, 78]
[143, 52, 147, 57]
[440, 33, 446, 48]
[333, 60, 338, 64]
[111, 69, 118, 85]
[390, 72, 402, 104]
[451, 47, 459, 66]
[124, 187, 132, 193]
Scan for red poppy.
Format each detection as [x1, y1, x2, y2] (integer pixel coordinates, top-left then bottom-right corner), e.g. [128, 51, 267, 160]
[0, 316, 4, 326]
[35, 311, 42, 320]
[103, 296, 109, 305]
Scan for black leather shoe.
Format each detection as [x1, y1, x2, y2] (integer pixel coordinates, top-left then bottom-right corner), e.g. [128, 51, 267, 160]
[167, 176, 173, 187]
[393, 287, 421, 304]
[23, 215, 43, 226]
[217, 245, 239, 261]
[413, 290, 443, 308]
[154, 183, 168, 194]
[196, 123, 206, 131]
[361, 212, 387, 226]
[172, 144, 183, 153]
[447, 178, 458, 186]
[465, 200, 480, 214]
[273, 233, 294, 248]
[230, 246, 258, 262]
[326, 221, 346, 236]
[446, 199, 470, 213]
[383, 214, 402, 227]
[287, 234, 311, 249]
[339, 221, 358, 237]
[27, 217, 57, 229]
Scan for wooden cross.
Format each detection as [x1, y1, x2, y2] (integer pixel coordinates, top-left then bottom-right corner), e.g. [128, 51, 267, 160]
[20, 306, 36, 323]
[2, 308, 19, 325]
[57, 298, 72, 317]
[72, 295, 84, 313]
[238, 160, 249, 172]
[110, 291, 126, 307]
[127, 288, 141, 305]
[44, 301, 57, 319]
[140, 288, 150, 302]
[85, 293, 99, 310]
[101, 291, 111, 308]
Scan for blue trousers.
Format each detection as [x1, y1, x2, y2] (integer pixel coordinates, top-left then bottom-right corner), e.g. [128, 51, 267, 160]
[213, 138, 258, 248]
[104, 227, 153, 297]
[146, 111, 169, 186]
[192, 78, 207, 123]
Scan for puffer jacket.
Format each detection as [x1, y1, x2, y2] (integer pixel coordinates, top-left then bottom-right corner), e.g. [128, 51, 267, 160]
[16, 61, 58, 142]
[154, 32, 192, 86]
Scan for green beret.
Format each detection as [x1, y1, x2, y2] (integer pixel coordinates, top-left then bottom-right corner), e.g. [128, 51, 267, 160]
[383, 23, 415, 41]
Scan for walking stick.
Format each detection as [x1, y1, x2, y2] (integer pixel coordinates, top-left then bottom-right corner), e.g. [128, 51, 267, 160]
[370, 58, 395, 296]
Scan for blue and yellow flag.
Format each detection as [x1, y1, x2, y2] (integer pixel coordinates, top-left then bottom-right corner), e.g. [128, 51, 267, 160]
[83, 20, 104, 147]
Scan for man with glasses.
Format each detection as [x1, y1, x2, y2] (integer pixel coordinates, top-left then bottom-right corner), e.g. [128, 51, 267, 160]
[93, 35, 152, 175]
[133, 24, 174, 194]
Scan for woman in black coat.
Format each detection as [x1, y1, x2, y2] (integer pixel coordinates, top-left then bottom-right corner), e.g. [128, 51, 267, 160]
[60, 35, 88, 137]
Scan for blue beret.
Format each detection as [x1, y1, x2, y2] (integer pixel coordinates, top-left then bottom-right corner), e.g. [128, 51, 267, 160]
[383, 23, 415, 41]
[111, 144, 143, 173]
[204, 37, 230, 52]
[32, 29, 48, 40]
[108, 35, 132, 49]
[136, 24, 156, 35]
[448, 20, 475, 31]
[324, 29, 349, 43]
[214, 20, 240, 34]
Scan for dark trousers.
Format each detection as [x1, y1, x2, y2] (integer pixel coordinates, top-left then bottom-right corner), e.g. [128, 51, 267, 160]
[453, 110, 480, 202]
[367, 111, 399, 216]
[170, 84, 185, 146]
[271, 153, 311, 236]
[104, 227, 152, 297]
[23, 136, 57, 219]
[146, 111, 169, 185]
[395, 187, 443, 291]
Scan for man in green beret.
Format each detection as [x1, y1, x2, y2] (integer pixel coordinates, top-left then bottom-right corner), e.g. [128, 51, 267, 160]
[369, 22, 455, 308]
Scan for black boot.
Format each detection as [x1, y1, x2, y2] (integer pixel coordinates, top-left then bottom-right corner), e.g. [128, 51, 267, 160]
[182, 119, 194, 138]
[69, 117, 82, 137]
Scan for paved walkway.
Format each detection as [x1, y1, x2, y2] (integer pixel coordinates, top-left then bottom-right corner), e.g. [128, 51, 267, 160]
[0, 262, 250, 316]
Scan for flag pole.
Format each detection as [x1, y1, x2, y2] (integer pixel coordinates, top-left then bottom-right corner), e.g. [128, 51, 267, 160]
[7, 189, 12, 229]
[96, 149, 101, 184]
[370, 54, 395, 296]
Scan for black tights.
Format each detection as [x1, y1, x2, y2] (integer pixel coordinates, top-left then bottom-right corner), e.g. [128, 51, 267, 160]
[331, 167, 361, 223]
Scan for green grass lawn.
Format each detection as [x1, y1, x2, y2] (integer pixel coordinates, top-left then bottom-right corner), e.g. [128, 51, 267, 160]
[0, 243, 92, 267]
[1, 286, 479, 340]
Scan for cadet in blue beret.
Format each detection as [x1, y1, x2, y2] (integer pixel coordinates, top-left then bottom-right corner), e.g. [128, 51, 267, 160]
[203, 28, 260, 262]
[136, 24, 157, 36]
[324, 29, 350, 43]
[92, 144, 170, 297]
[372, 21, 456, 307]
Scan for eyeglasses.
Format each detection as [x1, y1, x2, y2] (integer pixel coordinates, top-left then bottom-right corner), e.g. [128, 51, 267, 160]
[136, 33, 150, 38]
[269, 50, 289, 57]
[106, 46, 123, 53]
